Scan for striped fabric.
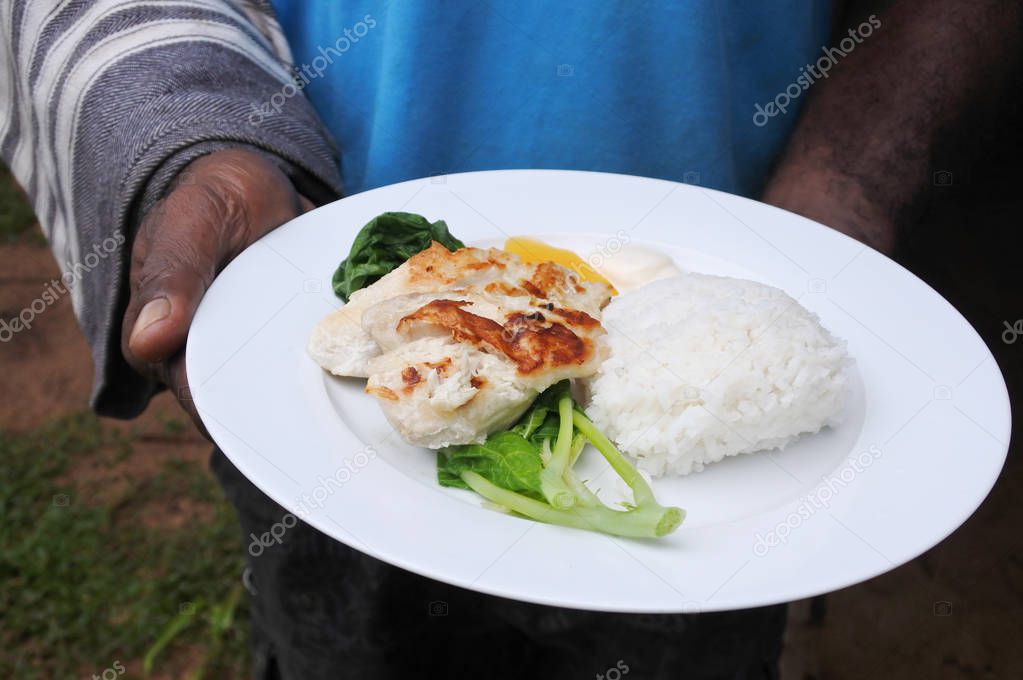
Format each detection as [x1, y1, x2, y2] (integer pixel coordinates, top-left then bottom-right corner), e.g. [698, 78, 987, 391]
[0, 0, 341, 416]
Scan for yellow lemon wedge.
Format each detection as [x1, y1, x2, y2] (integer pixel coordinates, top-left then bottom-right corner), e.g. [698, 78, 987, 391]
[504, 236, 617, 294]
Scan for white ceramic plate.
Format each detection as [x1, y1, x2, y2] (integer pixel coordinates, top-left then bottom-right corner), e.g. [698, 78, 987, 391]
[186, 170, 1010, 613]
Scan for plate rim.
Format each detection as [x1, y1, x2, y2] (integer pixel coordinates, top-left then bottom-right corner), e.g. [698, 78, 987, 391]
[186, 168, 1012, 612]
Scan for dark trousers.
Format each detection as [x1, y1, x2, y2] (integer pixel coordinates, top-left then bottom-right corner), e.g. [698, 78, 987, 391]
[211, 449, 786, 679]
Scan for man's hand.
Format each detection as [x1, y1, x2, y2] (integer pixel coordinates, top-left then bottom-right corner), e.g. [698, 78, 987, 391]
[121, 148, 313, 432]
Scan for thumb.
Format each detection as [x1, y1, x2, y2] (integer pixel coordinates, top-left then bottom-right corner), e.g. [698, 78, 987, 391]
[126, 259, 210, 366]
[124, 185, 233, 367]
[122, 148, 308, 372]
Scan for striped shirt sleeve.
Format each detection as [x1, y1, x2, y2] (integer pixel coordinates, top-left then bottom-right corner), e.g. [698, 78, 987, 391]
[0, 0, 342, 417]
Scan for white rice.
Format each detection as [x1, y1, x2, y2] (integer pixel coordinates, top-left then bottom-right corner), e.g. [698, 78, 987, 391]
[583, 273, 849, 476]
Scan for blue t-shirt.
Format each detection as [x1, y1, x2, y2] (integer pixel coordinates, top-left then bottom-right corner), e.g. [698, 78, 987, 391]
[271, 1, 832, 197]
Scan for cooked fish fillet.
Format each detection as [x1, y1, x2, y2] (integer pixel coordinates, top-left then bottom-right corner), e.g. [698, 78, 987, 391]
[309, 242, 613, 447]
[308, 243, 611, 378]
[360, 292, 475, 352]
[365, 337, 536, 448]
[307, 305, 381, 378]
[393, 296, 607, 392]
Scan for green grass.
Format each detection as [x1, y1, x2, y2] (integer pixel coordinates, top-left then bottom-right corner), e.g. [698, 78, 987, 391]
[0, 414, 249, 679]
[0, 163, 43, 245]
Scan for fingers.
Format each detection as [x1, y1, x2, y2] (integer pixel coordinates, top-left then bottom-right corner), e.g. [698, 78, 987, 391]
[165, 354, 210, 439]
[123, 184, 231, 369]
[138, 349, 211, 440]
[121, 148, 307, 388]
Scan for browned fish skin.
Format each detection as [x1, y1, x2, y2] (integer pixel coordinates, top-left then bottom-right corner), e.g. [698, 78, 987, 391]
[424, 358, 451, 374]
[365, 385, 399, 401]
[397, 299, 592, 375]
[401, 366, 421, 393]
[404, 242, 508, 286]
[548, 307, 600, 328]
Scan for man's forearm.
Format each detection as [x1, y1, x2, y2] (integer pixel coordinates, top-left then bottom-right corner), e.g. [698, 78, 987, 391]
[763, 0, 1021, 253]
[0, 0, 342, 417]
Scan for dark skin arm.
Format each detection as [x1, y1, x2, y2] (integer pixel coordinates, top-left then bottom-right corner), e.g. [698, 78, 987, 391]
[762, 0, 1021, 254]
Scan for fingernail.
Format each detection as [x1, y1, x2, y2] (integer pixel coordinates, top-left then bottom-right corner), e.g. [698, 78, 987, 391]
[130, 297, 171, 345]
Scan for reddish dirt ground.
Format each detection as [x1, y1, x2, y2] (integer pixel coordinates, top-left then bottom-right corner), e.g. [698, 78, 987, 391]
[1, 236, 228, 679]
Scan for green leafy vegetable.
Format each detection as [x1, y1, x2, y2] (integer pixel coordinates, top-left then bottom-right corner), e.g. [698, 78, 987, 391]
[436, 431, 545, 500]
[332, 212, 466, 301]
[438, 381, 684, 538]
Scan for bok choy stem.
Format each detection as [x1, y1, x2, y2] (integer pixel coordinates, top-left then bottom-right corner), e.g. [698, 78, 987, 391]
[538, 391, 580, 509]
[461, 471, 683, 538]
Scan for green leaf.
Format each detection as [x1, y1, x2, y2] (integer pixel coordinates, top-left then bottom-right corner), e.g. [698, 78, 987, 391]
[534, 380, 571, 410]
[509, 404, 549, 440]
[525, 413, 561, 449]
[437, 382, 569, 498]
[509, 380, 570, 445]
[331, 212, 465, 301]
[143, 600, 203, 677]
[436, 452, 471, 490]
[437, 431, 545, 500]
